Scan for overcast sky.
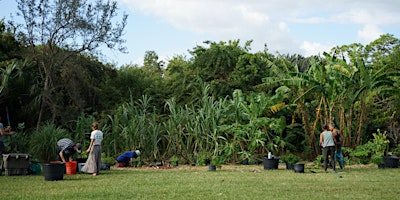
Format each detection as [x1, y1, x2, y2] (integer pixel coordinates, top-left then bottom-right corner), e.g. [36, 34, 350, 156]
[1, 0, 400, 67]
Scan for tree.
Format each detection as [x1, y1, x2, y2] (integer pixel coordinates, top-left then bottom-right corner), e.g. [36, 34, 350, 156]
[14, 0, 127, 129]
[190, 40, 250, 97]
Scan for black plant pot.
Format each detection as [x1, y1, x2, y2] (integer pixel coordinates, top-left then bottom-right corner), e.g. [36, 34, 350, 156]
[208, 165, 216, 171]
[263, 157, 279, 170]
[242, 159, 249, 165]
[293, 163, 305, 173]
[43, 162, 65, 181]
[383, 156, 399, 168]
[75, 158, 87, 163]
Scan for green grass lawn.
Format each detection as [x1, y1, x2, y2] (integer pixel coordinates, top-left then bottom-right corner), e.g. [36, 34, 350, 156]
[1, 164, 399, 200]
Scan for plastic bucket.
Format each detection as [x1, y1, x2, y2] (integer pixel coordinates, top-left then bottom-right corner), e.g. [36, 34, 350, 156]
[294, 163, 305, 173]
[43, 163, 65, 181]
[263, 157, 279, 170]
[65, 161, 77, 175]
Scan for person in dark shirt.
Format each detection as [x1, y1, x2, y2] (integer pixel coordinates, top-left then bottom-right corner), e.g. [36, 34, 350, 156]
[330, 124, 344, 169]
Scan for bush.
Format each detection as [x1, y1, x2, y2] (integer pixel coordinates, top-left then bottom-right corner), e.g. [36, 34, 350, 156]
[29, 122, 70, 163]
[370, 153, 383, 164]
[281, 153, 300, 165]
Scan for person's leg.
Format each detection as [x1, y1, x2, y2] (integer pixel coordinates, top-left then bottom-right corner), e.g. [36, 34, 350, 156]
[94, 146, 101, 175]
[323, 147, 329, 171]
[329, 146, 336, 171]
[338, 147, 344, 169]
[0, 142, 5, 175]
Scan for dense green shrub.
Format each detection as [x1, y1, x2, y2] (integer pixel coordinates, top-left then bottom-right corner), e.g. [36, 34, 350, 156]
[29, 122, 70, 163]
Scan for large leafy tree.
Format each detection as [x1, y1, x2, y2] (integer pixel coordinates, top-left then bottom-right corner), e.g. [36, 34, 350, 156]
[190, 40, 250, 97]
[14, 0, 127, 129]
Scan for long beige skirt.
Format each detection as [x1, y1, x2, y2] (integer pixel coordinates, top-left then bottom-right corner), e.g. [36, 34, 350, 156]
[81, 145, 102, 174]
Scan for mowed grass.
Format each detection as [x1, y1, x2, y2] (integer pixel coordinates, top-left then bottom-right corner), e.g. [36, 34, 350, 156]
[1, 164, 399, 200]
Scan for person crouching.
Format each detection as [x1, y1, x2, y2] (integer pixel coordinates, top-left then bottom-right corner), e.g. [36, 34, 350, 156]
[116, 150, 140, 167]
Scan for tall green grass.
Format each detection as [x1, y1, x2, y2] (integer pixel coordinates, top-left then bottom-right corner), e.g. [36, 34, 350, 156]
[1, 166, 399, 199]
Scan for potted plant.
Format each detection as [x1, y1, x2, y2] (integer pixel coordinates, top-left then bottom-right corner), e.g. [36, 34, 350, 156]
[281, 153, 300, 170]
[371, 153, 384, 169]
[238, 151, 252, 165]
[101, 156, 115, 170]
[208, 155, 221, 171]
[196, 152, 210, 166]
[293, 161, 305, 173]
[263, 152, 279, 170]
[169, 155, 179, 167]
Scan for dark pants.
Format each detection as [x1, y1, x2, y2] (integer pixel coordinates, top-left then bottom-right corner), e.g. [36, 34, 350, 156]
[335, 146, 344, 169]
[0, 142, 4, 175]
[324, 146, 336, 171]
[56, 146, 73, 162]
[117, 161, 129, 167]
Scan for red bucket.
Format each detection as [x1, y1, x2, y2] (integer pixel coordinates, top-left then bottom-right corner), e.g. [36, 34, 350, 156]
[65, 161, 77, 175]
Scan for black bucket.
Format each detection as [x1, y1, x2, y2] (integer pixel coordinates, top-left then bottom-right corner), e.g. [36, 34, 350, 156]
[294, 163, 305, 173]
[263, 157, 279, 170]
[43, 162, 65, 181]
[383, 156, 399, 168]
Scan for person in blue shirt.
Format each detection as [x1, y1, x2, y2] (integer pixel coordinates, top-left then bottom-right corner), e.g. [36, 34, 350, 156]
[116, 150, 140, 167]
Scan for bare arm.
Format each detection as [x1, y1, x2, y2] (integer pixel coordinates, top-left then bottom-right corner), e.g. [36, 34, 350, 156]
[0, 126, 15, 136]
[86, 139, 95, 153]
[320, 133, 324, 146]
[59, 151, 66, 162]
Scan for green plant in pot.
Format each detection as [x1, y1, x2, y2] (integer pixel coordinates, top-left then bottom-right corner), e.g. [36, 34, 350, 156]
[238, 151, 252, 165]
[209, 155, 222, 171]
[371, 153, 384, 168]
[169, 155, 179, 167]
[281, 153, 300, 170]
[101, 156, 116, 169]
[196, 152, 211, 166]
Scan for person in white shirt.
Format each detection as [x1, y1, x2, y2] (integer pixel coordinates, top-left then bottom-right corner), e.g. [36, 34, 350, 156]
[320, 124, 337, 172]
[81, 122, 104, 176]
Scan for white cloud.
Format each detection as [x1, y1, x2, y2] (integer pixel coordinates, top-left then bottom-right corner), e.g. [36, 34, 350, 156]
[357, 24, 383, 43]
[300, 41, 333, 57]
[115, 0, 400, 64]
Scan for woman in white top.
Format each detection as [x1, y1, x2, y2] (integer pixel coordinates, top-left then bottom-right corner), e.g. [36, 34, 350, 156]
[81, 122, 104, 176]
[320, 124, 336, 172]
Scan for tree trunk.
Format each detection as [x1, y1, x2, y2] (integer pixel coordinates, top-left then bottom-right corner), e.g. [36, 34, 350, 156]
[339, 98, 346, 145]
[356, 100, 366, 146]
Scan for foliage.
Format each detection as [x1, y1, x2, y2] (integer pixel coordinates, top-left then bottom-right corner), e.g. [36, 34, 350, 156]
[313, 154, 324, 168]
[14, 0, 127, 128]
[1, 3, 400, 166]
[280, 153, 300, 165]
[29, 122, 70, 162]
[101, 155, 116, 165]
[350, 129, 390, 164]
[370, 153, 383, 165]
[392, 144, 400, 156]
[210, 155, 222, 168]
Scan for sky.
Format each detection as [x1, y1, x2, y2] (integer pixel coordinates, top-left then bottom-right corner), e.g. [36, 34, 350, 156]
[1, 0, 400, 67]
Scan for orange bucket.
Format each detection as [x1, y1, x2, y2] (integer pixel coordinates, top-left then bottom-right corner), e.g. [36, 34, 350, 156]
[65, 161, 77, 175]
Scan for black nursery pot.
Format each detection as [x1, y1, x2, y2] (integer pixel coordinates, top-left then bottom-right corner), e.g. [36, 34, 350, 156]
[208, 165, 217, 171]
[263, 157, 279, 170]
[43, 162, 65, 181]
[383, 156, 399, 168]
[293, 163, 305, 173]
